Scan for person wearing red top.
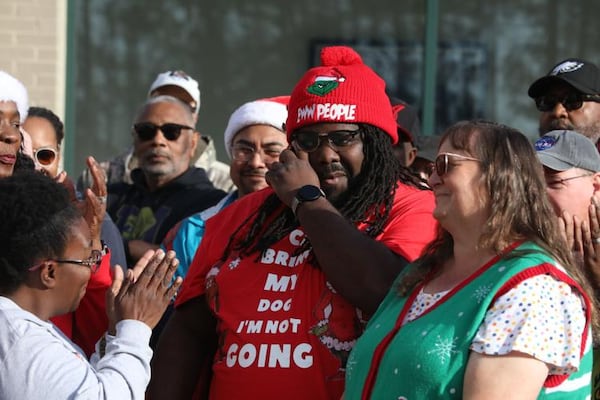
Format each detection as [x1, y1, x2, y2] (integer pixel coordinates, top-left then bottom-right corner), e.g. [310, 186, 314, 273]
[23, 106, 128, 357]
[149, 46, 438, 399]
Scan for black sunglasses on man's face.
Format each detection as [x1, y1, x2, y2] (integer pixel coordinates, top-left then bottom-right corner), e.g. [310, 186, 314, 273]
[535, 93, 600, 112]
[132, 122, 194, 141]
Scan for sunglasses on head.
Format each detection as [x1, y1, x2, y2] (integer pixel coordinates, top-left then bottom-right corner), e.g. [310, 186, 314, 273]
[292, 129, 362, 153]
[33, 147, 58, 166]
[535, 93, 600, 112]
[133, 122, 194, 141]
[434, 152, 481, 177]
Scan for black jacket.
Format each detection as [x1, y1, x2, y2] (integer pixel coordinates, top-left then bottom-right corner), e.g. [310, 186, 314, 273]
[107, 167, 226, 250]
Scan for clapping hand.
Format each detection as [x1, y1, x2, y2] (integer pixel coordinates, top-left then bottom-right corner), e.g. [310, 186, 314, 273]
[106, 249, 182, 334]
[80, 156, 107, 243]
[558, 195, 600, 289]
[581, 196, 600, 288]
[56, 156, 107, 245]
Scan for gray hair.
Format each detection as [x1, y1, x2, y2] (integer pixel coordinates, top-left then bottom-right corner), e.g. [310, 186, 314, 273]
[134, 95, 195, 126]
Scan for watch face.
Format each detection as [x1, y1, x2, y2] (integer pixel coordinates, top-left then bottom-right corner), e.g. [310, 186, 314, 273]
[298, 185, 324, 201]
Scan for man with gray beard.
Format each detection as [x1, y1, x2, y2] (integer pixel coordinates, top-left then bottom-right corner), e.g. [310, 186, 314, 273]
[529, 58, 600, 148]
[107, 95, 225, 267]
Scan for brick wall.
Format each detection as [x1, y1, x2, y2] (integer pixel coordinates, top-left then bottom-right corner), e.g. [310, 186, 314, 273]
[0, 0, 66, 119]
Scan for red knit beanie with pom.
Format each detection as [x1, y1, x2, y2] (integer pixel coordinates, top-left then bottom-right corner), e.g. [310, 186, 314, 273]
[286, 46, 398, 144]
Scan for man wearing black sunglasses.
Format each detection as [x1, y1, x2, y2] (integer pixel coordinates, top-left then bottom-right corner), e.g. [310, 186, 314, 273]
[77, 69, 234, 194]
[107, 96, 225, 269]
[529, 58, 600, 148]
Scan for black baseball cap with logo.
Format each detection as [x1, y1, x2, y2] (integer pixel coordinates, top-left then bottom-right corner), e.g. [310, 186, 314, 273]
[528, 58, 600, 98]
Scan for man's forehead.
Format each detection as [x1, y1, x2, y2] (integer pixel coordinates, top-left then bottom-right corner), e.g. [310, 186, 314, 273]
[0, 100, 19, 116]
[543, 166, 589, 179]
[151, 85, 195, 106]
[232, 125, 287, 146]
[544, 166, 570, 175]
[137, 101, 192, 123]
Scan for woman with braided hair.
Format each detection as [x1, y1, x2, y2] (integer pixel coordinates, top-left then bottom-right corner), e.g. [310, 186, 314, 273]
[150, 46, 437, 400]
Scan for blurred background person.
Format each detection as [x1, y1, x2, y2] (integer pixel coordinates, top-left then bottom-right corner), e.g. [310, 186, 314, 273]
[0, 70, 30, 178]
[390, 97, 436, 184]
[23, 106, 127, 357]
[106, 95, 225, 268]
[529, 58, 600, 149]
[78, 70, 233, 193]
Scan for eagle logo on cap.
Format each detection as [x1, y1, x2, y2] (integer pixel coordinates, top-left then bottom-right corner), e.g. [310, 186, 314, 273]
[307, 72, 346, 96]
[551, 61, 584, 76]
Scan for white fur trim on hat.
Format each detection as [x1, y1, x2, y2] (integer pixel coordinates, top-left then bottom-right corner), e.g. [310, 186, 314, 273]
[0, 71, 29, 123]
[223, 96, 289, 159]
[148, 70, 201, 114]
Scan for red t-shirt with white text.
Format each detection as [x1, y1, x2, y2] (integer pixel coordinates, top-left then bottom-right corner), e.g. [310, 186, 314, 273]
[177, 184, 436, 399]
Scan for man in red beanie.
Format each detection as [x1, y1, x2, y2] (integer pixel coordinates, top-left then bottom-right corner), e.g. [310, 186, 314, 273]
[149, 46, 437, 400]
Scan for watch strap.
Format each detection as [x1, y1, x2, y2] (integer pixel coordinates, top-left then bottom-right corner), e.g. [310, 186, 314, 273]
[291, 196, 302, 215]
[291, 185, 325, 216]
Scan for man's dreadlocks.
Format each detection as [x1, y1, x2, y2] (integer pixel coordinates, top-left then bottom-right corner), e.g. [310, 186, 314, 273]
[222, 124, 427, 261]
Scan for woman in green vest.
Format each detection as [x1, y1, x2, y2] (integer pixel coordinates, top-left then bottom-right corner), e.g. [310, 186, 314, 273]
[345, 120, 598, 399]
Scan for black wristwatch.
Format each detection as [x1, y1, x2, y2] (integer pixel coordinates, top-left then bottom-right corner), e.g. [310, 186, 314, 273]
[290, 185, 326, 216]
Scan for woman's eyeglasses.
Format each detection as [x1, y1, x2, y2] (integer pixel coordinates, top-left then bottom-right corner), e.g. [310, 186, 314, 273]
[133, 122, 194, 141]
[535, 93, 600, 112]
[292, 129, 362, 153]
[434, 152, 481, 177]
[33, 147, 58, 166]
[28, 249, 103, 274]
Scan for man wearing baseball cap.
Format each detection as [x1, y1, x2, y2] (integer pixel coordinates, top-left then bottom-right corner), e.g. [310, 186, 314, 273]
[150, 46, 437, 399]
[78, 70, 234, 192]
[529, 58, 600, 147]
[535, 129, 600, 224]
[390, 97, 437, 183]
[390, 97, 420, 167]
[148, 70, 201, 117]
[534, 129, 600, 396]
[147, 71, 233, 192]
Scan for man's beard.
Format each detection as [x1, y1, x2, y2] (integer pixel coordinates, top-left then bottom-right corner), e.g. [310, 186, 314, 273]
[327, 172, 361, 208]
[139, 149, 175, 177]
[539, 120, 600, 144]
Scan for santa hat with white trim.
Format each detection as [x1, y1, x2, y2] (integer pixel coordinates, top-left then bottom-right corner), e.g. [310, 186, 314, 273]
[223, 96, 290, 158]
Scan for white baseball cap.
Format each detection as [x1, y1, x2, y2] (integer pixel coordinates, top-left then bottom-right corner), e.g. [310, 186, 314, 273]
[148, 70, 200, 114]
